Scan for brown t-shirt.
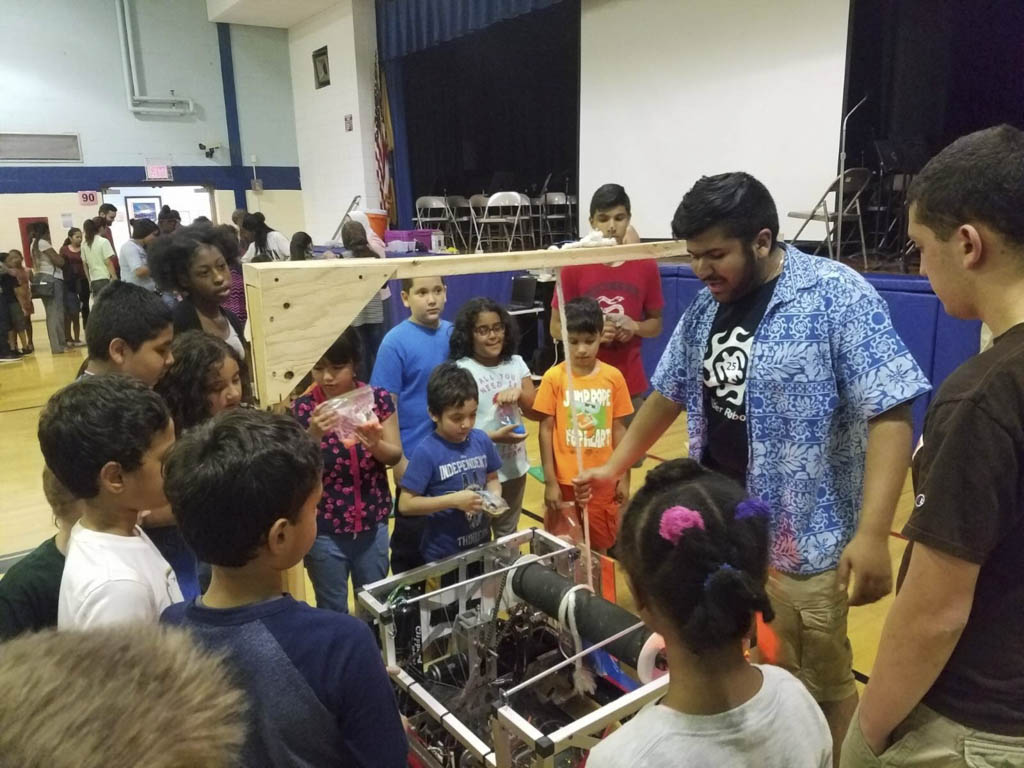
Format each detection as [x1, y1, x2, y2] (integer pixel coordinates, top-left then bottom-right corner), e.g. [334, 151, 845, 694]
[899, 322, 1024, 735]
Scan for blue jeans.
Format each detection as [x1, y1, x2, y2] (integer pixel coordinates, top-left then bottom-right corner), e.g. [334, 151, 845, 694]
[304, 525, 389, 613]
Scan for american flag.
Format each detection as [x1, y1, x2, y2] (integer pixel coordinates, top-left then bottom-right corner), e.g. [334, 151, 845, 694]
[374, 58, 394, 222]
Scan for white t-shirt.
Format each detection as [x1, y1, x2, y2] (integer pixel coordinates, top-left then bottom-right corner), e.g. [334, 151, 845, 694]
[456, 355, 531, 482]
[33, 238, 60, 278]
[119, 239, 156, 291]
[587, 665, 832, 768]
[58, 522, 183, 629]
[242, 229, 291, 262]
[225, 319, 246, 360]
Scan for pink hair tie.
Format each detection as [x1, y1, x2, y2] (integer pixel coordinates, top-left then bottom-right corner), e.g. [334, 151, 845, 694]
[658, 505, 705, 545]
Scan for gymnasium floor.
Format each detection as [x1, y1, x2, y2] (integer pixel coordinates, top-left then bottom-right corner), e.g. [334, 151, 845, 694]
[0, 316, 914, 683]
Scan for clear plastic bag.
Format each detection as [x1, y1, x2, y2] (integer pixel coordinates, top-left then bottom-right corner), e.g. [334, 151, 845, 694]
[496, 402, 527, 436]
[320, 385, 378, 447]
[465, 486, 510, 519]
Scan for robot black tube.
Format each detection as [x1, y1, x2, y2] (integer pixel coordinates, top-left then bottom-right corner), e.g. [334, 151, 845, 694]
[511, 561, 651, 668]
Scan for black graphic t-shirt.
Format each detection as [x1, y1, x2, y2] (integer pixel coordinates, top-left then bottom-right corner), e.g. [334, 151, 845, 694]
[701, 276, 779, 484]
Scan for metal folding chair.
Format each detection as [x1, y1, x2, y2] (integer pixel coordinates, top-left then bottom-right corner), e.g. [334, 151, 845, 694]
[415, 195, 452, 246]
[477, 191, 523, 252]
[788, 168, 873, 269]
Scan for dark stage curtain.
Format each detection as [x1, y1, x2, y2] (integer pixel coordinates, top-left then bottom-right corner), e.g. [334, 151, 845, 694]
[398, 0, 579, 201]
[377, 0, 566, 62]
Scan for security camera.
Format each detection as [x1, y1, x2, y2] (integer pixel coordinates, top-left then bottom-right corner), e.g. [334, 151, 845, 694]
[198, 142, 222, 159]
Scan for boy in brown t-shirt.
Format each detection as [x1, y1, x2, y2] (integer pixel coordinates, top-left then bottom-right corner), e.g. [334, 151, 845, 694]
[847, 126, 1024, 764]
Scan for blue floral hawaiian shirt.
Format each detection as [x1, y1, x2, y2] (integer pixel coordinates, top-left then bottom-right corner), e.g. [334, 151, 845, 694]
[652, 246, 931, 574]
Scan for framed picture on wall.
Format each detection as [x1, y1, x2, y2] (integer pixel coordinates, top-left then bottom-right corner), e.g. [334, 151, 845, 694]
[125, 196, 161, 222]
[313, 46, 330, 89]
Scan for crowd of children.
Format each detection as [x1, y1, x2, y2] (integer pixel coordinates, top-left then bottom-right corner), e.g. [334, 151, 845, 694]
[4, 132, 1023, 768]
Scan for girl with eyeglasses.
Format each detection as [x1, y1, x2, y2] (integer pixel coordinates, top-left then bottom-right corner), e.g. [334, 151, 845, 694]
[450, 297, 537, 537]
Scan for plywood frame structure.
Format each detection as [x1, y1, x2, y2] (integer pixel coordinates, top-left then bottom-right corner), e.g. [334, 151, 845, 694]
[243, 241, 688, 404]
[244, 241, 688, 600]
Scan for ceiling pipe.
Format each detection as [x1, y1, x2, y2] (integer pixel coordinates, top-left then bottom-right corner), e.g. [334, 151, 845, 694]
[115, 0, 195, 116]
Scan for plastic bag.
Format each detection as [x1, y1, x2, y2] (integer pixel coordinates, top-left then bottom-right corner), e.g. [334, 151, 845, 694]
[496, 403, 527, 436]
[474, 488, 510, 519]
[319, 385, 378, 447]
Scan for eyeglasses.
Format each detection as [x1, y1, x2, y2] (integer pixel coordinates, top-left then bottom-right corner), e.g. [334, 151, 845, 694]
[473, 323, 506, 337]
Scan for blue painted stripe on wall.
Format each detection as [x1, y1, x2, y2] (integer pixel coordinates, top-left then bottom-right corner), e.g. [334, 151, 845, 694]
[217, 23, 244, 169]
[0, 165, 301, 194]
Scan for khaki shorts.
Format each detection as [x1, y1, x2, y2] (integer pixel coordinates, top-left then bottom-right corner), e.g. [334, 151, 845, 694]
[842, 703, 1024, 767]
[755, 568, 856, 703]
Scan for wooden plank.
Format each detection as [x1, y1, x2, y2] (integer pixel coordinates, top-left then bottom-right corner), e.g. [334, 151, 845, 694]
[244, 240, 688, 404]
[244, 261, 397, 403]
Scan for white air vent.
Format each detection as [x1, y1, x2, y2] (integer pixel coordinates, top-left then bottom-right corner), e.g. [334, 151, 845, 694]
[0, 133, 83, 162]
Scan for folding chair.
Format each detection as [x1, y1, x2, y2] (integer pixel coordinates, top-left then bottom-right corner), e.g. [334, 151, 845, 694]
[518, 193, 536, 250]
[542, 192, 572, 243]
[446, 195, 472, 251]
[477, 191, 523, 252]
[788, 168, 873, 269]
[415, 196, 452, 246]
[468, 193, 489, 251]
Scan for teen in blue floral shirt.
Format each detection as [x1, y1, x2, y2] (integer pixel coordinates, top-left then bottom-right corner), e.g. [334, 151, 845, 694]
[578, 173, 930, 760]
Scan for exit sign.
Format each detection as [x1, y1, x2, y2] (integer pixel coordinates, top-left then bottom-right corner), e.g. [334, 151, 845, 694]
[145, 164, 172, 181]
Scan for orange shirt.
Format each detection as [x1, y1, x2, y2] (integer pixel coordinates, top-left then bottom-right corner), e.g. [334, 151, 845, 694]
[533, 361, 633, 485]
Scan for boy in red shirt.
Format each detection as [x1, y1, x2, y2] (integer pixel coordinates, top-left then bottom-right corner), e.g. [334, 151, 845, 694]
[550, 184, 664, 418]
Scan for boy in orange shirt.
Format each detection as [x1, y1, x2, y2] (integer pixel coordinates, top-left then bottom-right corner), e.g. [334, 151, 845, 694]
[535, 297, 633, 552]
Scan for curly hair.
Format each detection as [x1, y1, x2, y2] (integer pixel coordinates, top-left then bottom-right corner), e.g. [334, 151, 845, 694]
[427, 361, 479, 414]
[163, 408, 322, 567]
[38, 374, 171, 499]
[154, 331, 244, 435]
[449, 296, 519, 362]
[147, 223, 237, 294]
[0, 624, 246, 768]
[618, 458, 774, 654]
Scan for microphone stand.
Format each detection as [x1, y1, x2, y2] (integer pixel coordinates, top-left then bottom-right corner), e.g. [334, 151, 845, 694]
[837, 95, 867, 261]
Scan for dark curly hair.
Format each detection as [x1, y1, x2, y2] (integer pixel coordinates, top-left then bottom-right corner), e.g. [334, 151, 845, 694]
[155, 331, 244, 435]
[618, 458, 774, 654]
[449, 297, 519, 362]
[148, 223, 238, 294]
[163, 408, 321, 567]
[38, 374, 171, 499]
[427, 361, 479, 415]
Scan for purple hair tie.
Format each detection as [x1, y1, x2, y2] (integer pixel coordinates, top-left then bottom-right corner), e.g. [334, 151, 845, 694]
[658, 505, 705, 546]
[704, 563, 737, 590]
[735, 498, 772, 521]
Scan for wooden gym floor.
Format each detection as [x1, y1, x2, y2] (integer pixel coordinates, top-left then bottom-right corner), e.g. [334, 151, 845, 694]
[0, 316, 912, 683]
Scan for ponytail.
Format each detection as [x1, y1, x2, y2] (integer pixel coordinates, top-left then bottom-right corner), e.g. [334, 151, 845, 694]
[618, 459, 774, 654]
[83, 218, 99, 246]
[241, 212, 271, 254]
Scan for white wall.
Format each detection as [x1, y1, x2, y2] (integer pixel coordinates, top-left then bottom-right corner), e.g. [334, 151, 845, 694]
[579, 0, 850, 240]
[1, 0, 226, 167]
[288, 0, 379, 242]
[0, 0, 297, 168]
[231, 24, 301, 166]
[245, 189, 307, 237]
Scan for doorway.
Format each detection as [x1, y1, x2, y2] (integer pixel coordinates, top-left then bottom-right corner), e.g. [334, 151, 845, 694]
[101, 184, 215, 244]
